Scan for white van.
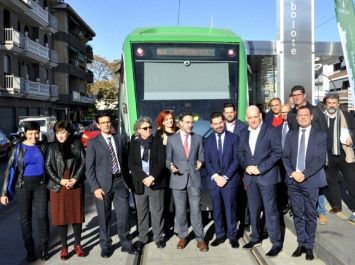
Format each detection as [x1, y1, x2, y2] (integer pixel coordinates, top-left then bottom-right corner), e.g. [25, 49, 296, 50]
[16, 116, 57, 143]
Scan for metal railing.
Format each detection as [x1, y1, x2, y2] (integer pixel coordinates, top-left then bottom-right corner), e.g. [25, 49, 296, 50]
[4, 28, 21, 47]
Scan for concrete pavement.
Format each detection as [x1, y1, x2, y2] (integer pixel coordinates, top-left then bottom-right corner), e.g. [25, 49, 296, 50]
[0, 184, 354, 265]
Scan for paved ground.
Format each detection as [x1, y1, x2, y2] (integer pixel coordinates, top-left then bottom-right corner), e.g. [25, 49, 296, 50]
[0, 181, 354, 265]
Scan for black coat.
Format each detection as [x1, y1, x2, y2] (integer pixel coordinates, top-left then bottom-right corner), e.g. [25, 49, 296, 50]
[45, 139, 86, 192]
[1, 142, 46, 196]
[128, 136, 166, 195]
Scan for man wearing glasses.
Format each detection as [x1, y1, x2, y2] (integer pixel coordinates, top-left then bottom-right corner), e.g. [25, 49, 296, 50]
[287, 85, 328, 225]
[86, 113, 139, 257]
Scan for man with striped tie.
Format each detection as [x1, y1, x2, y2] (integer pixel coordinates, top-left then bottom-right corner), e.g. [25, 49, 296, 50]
[86, 113, 139, 258]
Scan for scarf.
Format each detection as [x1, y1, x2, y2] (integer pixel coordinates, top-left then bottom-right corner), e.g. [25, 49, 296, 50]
[139, 134, 153, 162]
[57, 136, 74, 161]
[325, 109, 355, 163]
[325, 109, 341, 155]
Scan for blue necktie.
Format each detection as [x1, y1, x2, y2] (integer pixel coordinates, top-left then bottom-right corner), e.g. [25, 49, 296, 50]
[297, 129, 306, 171]
[217, 134, 223, 174]
[282, 122, 288, 148]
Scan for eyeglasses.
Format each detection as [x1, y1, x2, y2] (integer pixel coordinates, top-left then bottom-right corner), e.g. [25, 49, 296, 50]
[292, 93, 304, 98]
[140, 126, 152, 130]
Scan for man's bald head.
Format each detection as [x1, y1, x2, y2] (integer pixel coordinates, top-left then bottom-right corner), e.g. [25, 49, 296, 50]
[245, 105, 262, 130]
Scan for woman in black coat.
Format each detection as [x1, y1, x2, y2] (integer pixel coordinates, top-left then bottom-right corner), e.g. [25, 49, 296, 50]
[45, 120, 86, 260]
[128, 116, 166, 251]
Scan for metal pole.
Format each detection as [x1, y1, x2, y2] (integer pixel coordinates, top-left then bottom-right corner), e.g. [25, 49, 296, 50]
[177, 0, 181, 26]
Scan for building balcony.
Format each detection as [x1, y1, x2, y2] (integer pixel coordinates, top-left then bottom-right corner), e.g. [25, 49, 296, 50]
[46, 13, 58, 33]
[86, 45, 93, 60]
[2, 75, 58, 101]
[2, 29, 58, 67]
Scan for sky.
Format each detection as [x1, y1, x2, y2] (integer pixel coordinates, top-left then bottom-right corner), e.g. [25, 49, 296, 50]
[66, 0, 349, 62]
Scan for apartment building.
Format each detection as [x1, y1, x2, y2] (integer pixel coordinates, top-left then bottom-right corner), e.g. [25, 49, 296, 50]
[52, 2, 95, 122]
[0, 0, 95, 136]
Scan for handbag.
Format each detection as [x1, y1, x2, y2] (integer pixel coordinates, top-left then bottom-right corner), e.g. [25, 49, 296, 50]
[7, 144, 21, 201]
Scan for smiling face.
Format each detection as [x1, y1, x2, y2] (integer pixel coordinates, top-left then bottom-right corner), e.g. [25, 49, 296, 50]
[211, 116, 225, 134]
[292, 89, 307, 107]
[245, 106, 262, 130]
[179, 114, 194, 134]
[296, 107, 313, 128]
[162, 114, 174, 130]
[138, 121, 152, 139]
[24, 130, 40, 146]
[223, 107, 236, 123]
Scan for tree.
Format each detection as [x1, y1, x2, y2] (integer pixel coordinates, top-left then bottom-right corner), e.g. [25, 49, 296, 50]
[88, 55, 120, 110]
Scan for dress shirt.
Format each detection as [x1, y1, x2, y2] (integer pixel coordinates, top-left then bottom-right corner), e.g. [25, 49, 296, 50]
[225, 121, 236, 133]
[103, 133, 121, 174]
[211, 131, 228, 180]
[248, 121, 263, 156]
[296, 125, 311, 172]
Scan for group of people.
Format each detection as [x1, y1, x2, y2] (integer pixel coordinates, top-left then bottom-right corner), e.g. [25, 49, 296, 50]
[2, 84, 355, 262]
[1, 120, 86, 262]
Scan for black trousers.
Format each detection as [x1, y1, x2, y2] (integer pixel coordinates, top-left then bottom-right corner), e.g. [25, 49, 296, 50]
[15, 177, 49, 250]
[325, 153, 355, 211]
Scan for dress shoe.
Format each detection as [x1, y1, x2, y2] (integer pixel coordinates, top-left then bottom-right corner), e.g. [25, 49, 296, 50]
[60, 247, 68, 260]
[348, 213, 355, 223]
[26, 248, 36, 262]
[318, 214, 328, 225]
[100, 248, 111, 258]
[292, 245, 305, 257]
[133, 241, 145, 252]
[156, 240, 166, 249]
[40, 247, 50, 260]
[329, 206, 342, 214]
[305, 248, 314, 260]
[210, 237, 226, 247]
[266, 246, 282, 257]
[176, 237, 187, 249]
[74, 245, 85, 257]
[197, 240, 208, 252]
[229, 239, 239, 248]
[121, 246, 139, 255]
[242, 241, 262, 250]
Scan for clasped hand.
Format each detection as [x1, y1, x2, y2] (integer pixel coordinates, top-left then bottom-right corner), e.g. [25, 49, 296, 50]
[246, 165, 260, 175]
[60, 178, 77, 190]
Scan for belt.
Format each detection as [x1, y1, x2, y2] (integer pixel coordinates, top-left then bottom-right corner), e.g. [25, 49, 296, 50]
[112, 173, 122, 179]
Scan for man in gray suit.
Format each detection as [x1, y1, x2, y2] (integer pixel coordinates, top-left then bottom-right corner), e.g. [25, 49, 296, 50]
[166, 113, 208, 251]
[86, 113, 138, 258]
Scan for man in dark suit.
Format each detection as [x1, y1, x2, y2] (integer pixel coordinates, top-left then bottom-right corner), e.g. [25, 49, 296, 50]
[223, 102, 247, 137]
[166, 113, 208, 252]
[86, 113, 138, 257]
[287, 85, 328, 225]
[283, 106, 327, 261]
[237, 105, 283, 257]
[205, 112, 240, 248]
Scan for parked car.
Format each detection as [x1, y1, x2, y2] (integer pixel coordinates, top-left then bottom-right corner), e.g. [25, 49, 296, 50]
[71, 122, 85, 139]
[80, 119, 95, 129]
[0, 130, 11, 160]
[81, 124, 116, 147]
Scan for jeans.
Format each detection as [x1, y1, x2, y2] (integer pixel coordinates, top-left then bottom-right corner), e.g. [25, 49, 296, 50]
[316, 188, 326, 215]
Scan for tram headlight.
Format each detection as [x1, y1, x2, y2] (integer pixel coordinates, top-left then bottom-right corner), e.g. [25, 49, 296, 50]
[136, 47, 145, 56]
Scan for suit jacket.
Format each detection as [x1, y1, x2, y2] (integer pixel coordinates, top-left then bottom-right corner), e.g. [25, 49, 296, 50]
[282, 127, 327, 188]
[166, 132, 204, 190]
[237, 122, 282, 186]
[86, 133, 130, 193]
[128, 136, 166, 195]
[205, 131, 240, 189]
[232, 120, 248, 137]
